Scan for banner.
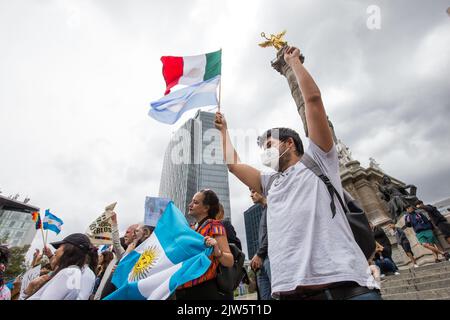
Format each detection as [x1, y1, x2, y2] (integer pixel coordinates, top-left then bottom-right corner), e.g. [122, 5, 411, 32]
[19, 265, 41, 300]
[144, 197, 170, 227]
[86, 202, 116, 245]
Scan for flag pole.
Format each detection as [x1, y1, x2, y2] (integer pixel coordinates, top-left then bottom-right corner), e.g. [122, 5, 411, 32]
[40, 226, 46, 248]
[44, 229, 48, 248]
[218, 48, 222, 112]
[43, 209, 49, 248]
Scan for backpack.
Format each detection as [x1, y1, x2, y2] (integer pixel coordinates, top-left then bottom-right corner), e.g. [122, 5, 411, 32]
[266, 153, 376, 259]
[196, 220, 246, 294]
[216, 243, 246, 294]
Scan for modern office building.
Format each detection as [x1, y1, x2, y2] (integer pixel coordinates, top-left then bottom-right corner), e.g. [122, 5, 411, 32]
[0, 195, 39, 247]
[159, 111, 231, 223]
[243, 204, 264, 259]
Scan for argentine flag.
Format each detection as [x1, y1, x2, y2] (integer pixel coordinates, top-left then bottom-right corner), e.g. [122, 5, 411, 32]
[149, 75, 220, 124]
[43, 209, 64, 235]
[104, 202, 213, 300]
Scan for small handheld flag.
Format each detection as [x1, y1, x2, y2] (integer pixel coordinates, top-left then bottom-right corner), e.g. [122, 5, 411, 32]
[43, 209, 64, 235]
[31, 212, 42, 230]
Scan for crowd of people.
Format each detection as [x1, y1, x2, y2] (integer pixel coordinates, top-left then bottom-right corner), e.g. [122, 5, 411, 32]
[0, 188, 243, 300]
[367, 200, 450, 279]
[1, 46, 450, 301]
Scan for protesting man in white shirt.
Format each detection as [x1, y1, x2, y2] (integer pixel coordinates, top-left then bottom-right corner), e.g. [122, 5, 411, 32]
[215, 45, 380, 300]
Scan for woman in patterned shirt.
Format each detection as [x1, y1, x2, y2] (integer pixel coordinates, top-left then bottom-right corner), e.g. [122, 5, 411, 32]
[176, 189, 234, 300]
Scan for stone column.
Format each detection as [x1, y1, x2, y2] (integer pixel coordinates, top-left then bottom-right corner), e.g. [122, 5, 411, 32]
[270, 47, 338, 143]
[341, 161, 391, 225]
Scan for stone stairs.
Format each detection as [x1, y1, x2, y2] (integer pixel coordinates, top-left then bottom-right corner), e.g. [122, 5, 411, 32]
[381, 261, 450, 300]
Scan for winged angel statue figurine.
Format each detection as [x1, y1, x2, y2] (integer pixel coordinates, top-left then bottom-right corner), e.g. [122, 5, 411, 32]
[259, 30, 287, 50]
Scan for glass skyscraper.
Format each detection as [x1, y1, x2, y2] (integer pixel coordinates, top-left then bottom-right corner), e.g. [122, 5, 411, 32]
[159, 111, 231, 223]
[244, 204, 263, 259]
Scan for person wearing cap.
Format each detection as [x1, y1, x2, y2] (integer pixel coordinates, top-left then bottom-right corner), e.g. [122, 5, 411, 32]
[40, 240, 98, 300]
[25, 233, 94, 300]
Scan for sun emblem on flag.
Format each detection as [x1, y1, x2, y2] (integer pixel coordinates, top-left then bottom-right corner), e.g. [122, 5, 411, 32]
[129, 246, 160, 282]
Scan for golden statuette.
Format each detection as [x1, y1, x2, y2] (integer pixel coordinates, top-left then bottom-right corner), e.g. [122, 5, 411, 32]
[259, 30, 287, 50]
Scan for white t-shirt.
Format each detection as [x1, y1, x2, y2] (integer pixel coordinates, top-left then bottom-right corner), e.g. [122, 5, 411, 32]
[0, 285, 11, 300]
[261, 139, 377, 294]
[77, 265, 96, 300]
[27, 266, 82, 300]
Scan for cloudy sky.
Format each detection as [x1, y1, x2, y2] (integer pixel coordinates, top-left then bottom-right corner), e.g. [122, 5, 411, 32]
[1, 0, 449, 259]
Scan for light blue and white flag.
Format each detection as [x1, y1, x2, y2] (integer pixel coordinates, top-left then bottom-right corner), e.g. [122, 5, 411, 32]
[98, 244, 111, 253]
[149, 75, 220, 124]
[42, 209, 64, 235]
[104, 202, 212, 300]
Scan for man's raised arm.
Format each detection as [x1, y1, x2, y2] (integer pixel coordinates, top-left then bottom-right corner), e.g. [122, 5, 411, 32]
[284, 46, 334, 152]
[214, 112, 263, 195]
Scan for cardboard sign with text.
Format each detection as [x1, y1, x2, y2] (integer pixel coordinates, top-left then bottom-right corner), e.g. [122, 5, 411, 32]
[86, 202, 116, 245]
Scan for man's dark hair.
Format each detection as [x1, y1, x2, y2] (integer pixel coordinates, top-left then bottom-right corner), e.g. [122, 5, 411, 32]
[257, 127, 304, 156]
[99, 251, 114, 274]
[87, 246, 99, 274]
[415, 200, 424, 206]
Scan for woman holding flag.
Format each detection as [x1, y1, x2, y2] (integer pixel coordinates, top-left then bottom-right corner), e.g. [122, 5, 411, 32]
[175, 189, 234, 300]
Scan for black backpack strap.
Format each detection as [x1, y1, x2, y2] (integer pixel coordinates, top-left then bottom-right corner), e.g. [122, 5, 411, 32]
[300, 153, 348, 218]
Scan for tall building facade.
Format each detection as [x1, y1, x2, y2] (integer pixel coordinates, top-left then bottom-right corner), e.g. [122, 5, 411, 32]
[159, 111, 231, 222]
[243, 204, 263, 259]
[0, 195, 39, 247]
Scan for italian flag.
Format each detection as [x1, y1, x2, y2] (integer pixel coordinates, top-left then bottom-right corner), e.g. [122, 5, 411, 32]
[161, 49, 221, 95]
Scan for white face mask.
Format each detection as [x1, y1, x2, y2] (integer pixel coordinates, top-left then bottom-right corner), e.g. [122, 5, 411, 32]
[260, 143, 290, 171]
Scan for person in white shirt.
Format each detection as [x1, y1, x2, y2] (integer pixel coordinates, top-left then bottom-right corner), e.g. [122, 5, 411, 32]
[215, 45, 380, 300]
[78, 264, 96, 300]
[77, 247, 99, 300]
[26, 233, 94, 300]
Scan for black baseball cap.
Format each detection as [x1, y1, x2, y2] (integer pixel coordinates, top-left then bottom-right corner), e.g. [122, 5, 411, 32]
[50, 233, 92, 253]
